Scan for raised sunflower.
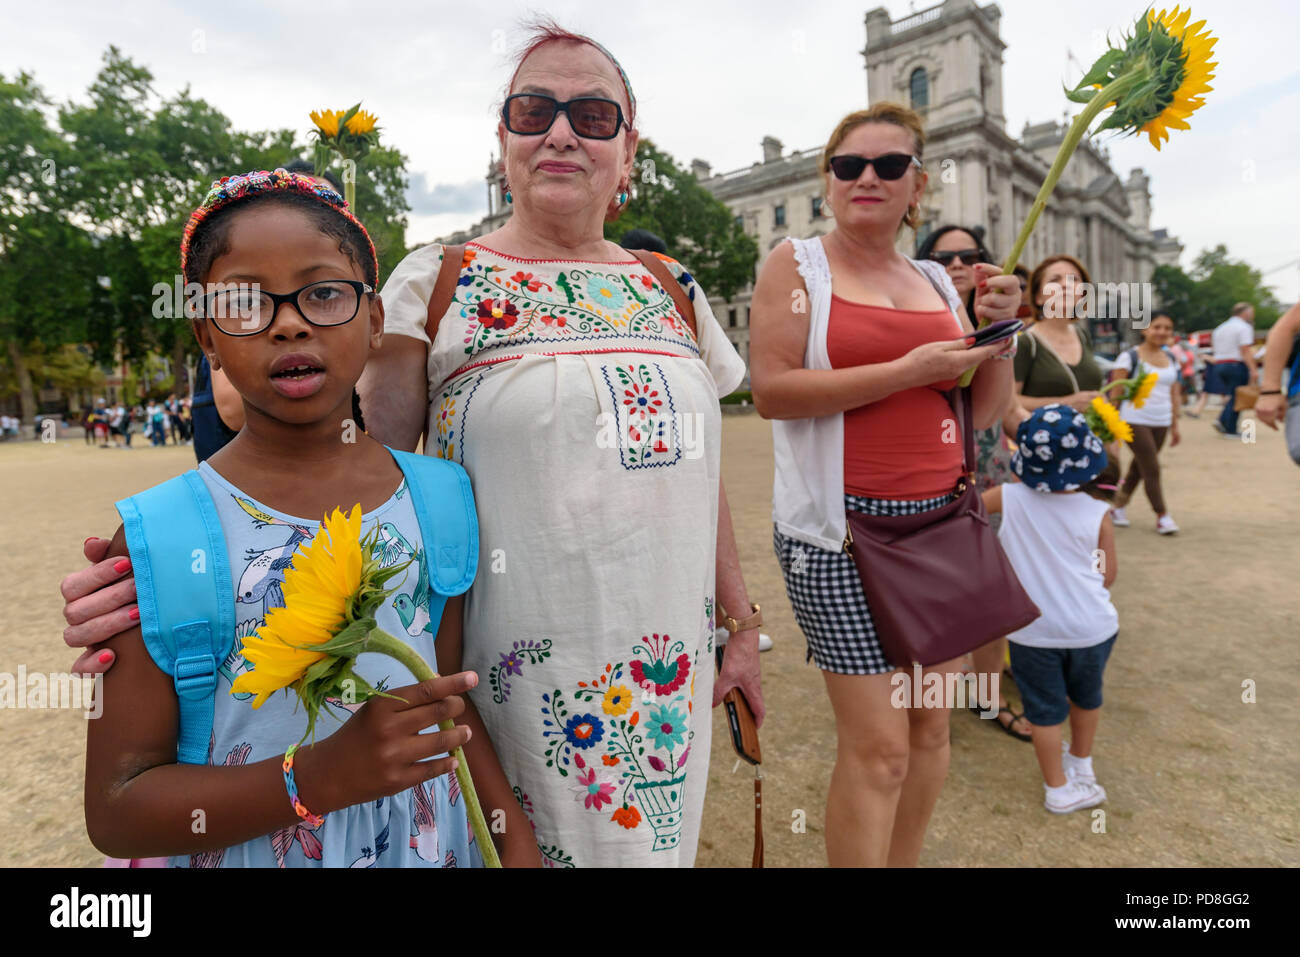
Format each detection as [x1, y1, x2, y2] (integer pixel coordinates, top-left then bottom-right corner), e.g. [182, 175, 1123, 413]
[960, 7, 1216, 387]
[309, 108, 343, 138]
[307, 102, 383, 209]
[344, 108, 379, 136]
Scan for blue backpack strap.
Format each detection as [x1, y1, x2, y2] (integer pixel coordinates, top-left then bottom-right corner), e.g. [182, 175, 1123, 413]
[386, 449, 477, 643]
[115, 471, 233, 765]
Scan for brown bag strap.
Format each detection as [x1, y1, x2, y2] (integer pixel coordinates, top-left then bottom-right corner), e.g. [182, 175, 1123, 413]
[753, 770, 764, 868]
[424, 244, 467, 344]
[628, 248, 697, 340]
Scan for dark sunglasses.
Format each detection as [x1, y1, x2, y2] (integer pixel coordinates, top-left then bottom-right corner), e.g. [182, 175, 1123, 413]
[502, 94, 628, 140]
[929, 249, 986, 267]
[827, 153, 922, 182]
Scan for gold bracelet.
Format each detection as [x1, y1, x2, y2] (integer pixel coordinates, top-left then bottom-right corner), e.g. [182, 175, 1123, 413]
[718, 602, 762, 634]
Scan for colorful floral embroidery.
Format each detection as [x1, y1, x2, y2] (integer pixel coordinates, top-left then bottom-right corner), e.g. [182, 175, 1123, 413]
[488, 638, 553, 703]
[564, 712, 605, 749]
[441, 244, 699, 359]
[432, 369, 486, 464]
[572, 755, 617, 811]
[539, 649, 697, 851]
[586, 274, 626, 310]
[476, 297, 519, 330]
[611, 804, 641, 829]
[602, 684, 632, 716]
[630, 632, 691, 695]
[601, 363, 681, 470]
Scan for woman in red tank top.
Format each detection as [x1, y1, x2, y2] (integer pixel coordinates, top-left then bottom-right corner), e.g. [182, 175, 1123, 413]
[749, 104, 1021, 867]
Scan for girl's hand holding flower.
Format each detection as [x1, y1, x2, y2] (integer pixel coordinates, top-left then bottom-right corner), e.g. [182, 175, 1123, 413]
[293, 673, 476, 814]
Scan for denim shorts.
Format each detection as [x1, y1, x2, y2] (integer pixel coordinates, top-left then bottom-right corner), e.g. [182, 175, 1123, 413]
[1008, 633, 1118, 726]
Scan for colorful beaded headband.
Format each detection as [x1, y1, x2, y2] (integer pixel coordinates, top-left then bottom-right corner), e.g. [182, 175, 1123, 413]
[179, 168, 378, 283]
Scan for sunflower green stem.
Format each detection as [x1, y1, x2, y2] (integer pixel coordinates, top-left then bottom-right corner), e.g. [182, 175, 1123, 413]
[366, 628, 502, 868]
[958, 68, 1147, 388]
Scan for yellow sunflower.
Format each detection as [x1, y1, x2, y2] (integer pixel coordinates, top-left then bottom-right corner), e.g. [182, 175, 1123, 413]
[1139, 7, 1217, 149]
[1087, 396, 1134, 445]
[345, 109, 378, 135]
[231, 505, 362, 708]
[1132, 370, 1159, 408]
[309, 108, 343, 138]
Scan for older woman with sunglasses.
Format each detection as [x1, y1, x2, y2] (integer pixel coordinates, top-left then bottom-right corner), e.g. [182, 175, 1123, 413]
[59, 22, 759, 869]
[750, 104, 1021, 867]
[362, 24, 763, 869]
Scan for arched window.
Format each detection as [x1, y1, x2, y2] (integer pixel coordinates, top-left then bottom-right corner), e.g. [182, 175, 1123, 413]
[910, 67, 929, 110]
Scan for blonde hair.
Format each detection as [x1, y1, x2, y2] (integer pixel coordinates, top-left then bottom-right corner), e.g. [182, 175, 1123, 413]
[821, 103, 926, 230]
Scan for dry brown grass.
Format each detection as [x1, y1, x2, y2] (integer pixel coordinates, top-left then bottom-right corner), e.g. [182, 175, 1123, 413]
[2, 410, 1296, 866]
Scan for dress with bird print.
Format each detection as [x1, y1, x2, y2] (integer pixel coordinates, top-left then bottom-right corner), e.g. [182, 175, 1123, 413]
[169, 461, 479, 868]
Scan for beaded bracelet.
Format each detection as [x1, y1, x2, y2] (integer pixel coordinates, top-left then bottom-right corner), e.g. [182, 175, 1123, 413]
[282, 744, 324, 828]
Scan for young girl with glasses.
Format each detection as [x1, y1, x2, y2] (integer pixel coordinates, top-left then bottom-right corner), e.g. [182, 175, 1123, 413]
[83, 169, 536, 868]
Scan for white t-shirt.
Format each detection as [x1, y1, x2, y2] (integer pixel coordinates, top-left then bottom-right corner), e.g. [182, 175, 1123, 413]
[998, 483, 1118, 649]
[1211, 316, 1254, 362]
[1114, 348, 1178, 427]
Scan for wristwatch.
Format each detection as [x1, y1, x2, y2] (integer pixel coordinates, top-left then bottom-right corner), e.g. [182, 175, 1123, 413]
[719, 603, 763, 634]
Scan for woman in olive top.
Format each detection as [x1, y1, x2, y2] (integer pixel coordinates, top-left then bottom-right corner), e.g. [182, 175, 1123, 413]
[1013, 255, 1105, 411]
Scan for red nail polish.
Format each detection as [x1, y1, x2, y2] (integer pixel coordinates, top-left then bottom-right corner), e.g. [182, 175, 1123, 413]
[84, 537, 97, 547]
[99, 651, 113, 664]
[114, 558, 130, 574]
[978, 280, 988, 290]
[129, 608, 140, 621]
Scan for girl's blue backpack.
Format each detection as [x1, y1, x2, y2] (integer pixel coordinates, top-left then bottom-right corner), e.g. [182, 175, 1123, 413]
[114, 448, 477, 764]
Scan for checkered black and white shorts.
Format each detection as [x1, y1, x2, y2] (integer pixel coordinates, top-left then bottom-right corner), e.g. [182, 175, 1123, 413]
[773, 491, 956, 675]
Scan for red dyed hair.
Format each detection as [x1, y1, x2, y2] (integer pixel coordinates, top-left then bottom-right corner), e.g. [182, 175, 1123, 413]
[504, 17, 636, 123]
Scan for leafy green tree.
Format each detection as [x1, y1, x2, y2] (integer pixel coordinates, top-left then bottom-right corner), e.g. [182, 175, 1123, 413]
[606, 139, 758, 301]
[0, 72, 94, 424]
[1154, 245, 1282, 332]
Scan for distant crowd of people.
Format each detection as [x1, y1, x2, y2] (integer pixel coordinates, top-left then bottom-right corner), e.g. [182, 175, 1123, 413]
[80, 395, 193, 448]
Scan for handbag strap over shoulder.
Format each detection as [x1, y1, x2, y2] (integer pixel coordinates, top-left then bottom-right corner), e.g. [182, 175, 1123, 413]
[947, 385, 978, 483]
[629, 248, 698, 340]
[423, 243, 468, 344]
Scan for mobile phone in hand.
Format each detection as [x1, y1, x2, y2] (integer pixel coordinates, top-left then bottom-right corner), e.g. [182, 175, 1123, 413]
[967, 318, 1023, 349]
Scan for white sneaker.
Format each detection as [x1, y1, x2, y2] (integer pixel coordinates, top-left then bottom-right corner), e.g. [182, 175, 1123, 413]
[1061, 742, 1097, 785]
[1045, 779, 1107, 814]
[1156, 515, 1180, 535]
[1109, 507, 1130, 527]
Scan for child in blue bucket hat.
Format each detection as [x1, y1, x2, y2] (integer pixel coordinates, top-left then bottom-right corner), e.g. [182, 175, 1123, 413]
[981, 404, 1119, 814]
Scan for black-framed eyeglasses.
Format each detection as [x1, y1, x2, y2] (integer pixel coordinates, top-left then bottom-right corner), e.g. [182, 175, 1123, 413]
[200, 280, 374, 337]
[501, 94, 628, 140]
[929, 249, 986, 267]
[827, 153, 922, 182]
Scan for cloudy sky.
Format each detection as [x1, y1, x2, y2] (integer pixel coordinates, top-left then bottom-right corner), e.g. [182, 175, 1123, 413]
[3, 0, 1296, 303]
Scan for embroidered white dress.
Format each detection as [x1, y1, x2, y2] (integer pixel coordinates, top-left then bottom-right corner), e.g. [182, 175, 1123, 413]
[381, 241, 746, 866]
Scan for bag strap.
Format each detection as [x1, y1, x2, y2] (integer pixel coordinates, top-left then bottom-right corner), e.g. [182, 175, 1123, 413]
[629, 249, 697, 340]
[946, 386, 978, 481]
[115, 471, 233, 765]
[753, 770, 764, 868]
[386, 448, 478, 599]
[424, 244, 468, 345]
